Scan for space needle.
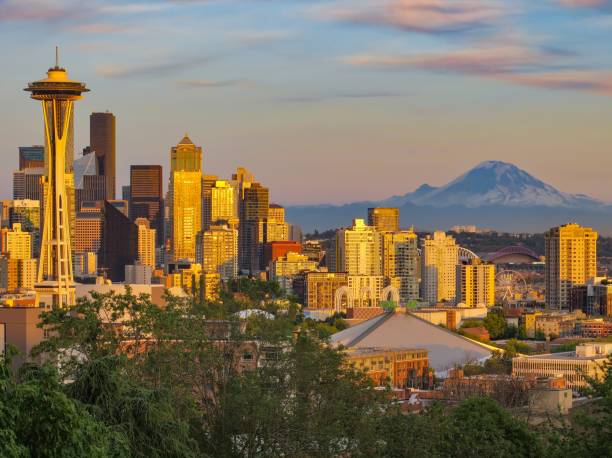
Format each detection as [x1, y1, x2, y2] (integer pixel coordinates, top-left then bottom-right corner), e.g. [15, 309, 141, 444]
[24, 48, 89, 308]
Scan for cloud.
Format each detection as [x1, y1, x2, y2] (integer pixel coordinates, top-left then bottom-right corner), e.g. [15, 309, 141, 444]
[558, 0, 612, 8]
[229, 29, 298, 45]
[177, 79, 252, 88]
[343, 44, 612, 95]
[67, 23, 130, 34]
[0, 0, 172, 22]
[96, 55, 211, 78]
[278, 91, 406, 103]
[317, 0, 509, 34]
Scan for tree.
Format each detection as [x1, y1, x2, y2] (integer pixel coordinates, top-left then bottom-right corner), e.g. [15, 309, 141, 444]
[483, 312, 508, 340]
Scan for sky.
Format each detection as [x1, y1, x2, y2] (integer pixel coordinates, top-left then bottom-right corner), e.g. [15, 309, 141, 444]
[1, 0, 612, 205]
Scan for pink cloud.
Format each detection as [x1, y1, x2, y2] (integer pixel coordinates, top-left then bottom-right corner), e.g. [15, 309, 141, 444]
[344, 45, 612, 95]
[321, 0, 507, 33]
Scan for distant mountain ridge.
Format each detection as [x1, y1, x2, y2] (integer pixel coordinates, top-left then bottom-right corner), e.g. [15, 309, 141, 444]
[284, 161, 612, 234]
[381, 161, 603, 209]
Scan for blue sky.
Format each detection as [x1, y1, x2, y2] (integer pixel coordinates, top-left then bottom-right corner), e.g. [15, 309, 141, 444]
[2, 0, 612, 204]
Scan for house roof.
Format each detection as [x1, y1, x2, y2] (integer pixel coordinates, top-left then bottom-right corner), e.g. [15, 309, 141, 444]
[331, 311, 492, 372]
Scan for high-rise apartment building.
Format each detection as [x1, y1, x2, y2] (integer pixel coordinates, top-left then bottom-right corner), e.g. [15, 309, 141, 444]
[382, 230, 420, 303]
[368, 207, 400, 233]
[335, 219, 382, 276]
[238, 177, 269, 273]
[421, 231, 459, 304]
[456, 260, 495, 307]
[18, 146, 44, 170]
[196, 224, 238, 281]
[169, 136, 202, 262]
[90, 112, 116, 200]
[135, 218, 156, 269]
[545, 223, 598, 309]
[2, 224, 32, 260]
[130, 165, 163, 246]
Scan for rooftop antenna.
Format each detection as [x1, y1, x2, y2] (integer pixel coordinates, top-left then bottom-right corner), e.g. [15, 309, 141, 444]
[55, 46, 59, 68]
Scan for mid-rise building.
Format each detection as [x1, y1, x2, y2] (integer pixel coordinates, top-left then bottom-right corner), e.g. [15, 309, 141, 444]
[345, 347, 429, 389]
[135, 218, 156, 268]
[90, 112, 116, 200]
[169, 136, 202, 262]
[512, 343, 612, 390]
[421, 231, 459, 304]
[196, 224, 239, 280]
[456, 259, 495, 307]
[303, 272, 348, 310]
[263, 241, 302, 268]
[382, 229, 419, 303]
[367, 207, 399, 233]
[570, 277, 612, 316]
[269, 252, 317, 294]
[264, 204, 288, 243]
[335, 219, 382, 276]
[125, 263, 153, 284]
[545, 223, 597, 309]
[129, 165, 163, 246]
[74, 252, 97, 278]
[347, 275, 384, 308]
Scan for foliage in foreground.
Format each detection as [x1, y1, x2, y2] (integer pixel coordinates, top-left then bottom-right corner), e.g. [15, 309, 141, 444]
[0, 285, 611, 457]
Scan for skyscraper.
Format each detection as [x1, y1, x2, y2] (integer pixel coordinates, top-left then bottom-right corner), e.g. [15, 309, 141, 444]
[421, 231, 459, 304]
[545, 223, 598, 309]
[335, 219, 382, 276]
[210, 180, 238, 227]
[135, 218, 156, 268]
[99, 201, 138, 282]
[382, 229, 420, 303]
[25, 53, 88, 307]
[456, 259, 495, 307]
[196, 224, 238, 280]
[129, 165, 163, 246]
[18, 146, 45, 170]
[368, 207, 400, 233]
[90, 111, 116, 200]
[238, 177, 269, 273]
[169, 135, 202, 262]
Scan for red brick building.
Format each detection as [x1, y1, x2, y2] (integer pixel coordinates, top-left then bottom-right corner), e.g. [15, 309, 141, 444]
[262, 241, 301, 267]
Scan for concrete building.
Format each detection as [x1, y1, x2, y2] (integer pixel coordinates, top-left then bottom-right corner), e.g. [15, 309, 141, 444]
[196, 224, 239, 280]
[421, 231, 459, 304]
[534, 311, 583, 338]
[456, 259, 495, 307]
[347, 275, 385, 308]
[545, 223, 597, 309]
[367, 207, 400, 233]
[3, 223, 31, 260]
[135, 218, 156, 268]
[269, 252, 317, 294]
[74, 252, 97, 278]
[18, 146, 44, 170]
[0, 306, 46, 369]
[125, 263, 153, 284]
[265, 204, 289, 244]
[75, 209, 103, 254]
[263, 241, 302, 268]
[513, 343, 612, 390]
[335, 219, 382, 276]
[577, 318, 612, 338]
[12, 168, 44, 202]
[382, 229, 419, 303]
[237, 172, 269, 273]
[303, 272, 348, 310]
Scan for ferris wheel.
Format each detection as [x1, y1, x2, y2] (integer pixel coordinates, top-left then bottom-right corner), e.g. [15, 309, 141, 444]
[495, 270, 528, 304]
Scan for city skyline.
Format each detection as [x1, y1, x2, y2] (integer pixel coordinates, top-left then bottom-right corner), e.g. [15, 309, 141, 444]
[2, 0, 612, 205]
